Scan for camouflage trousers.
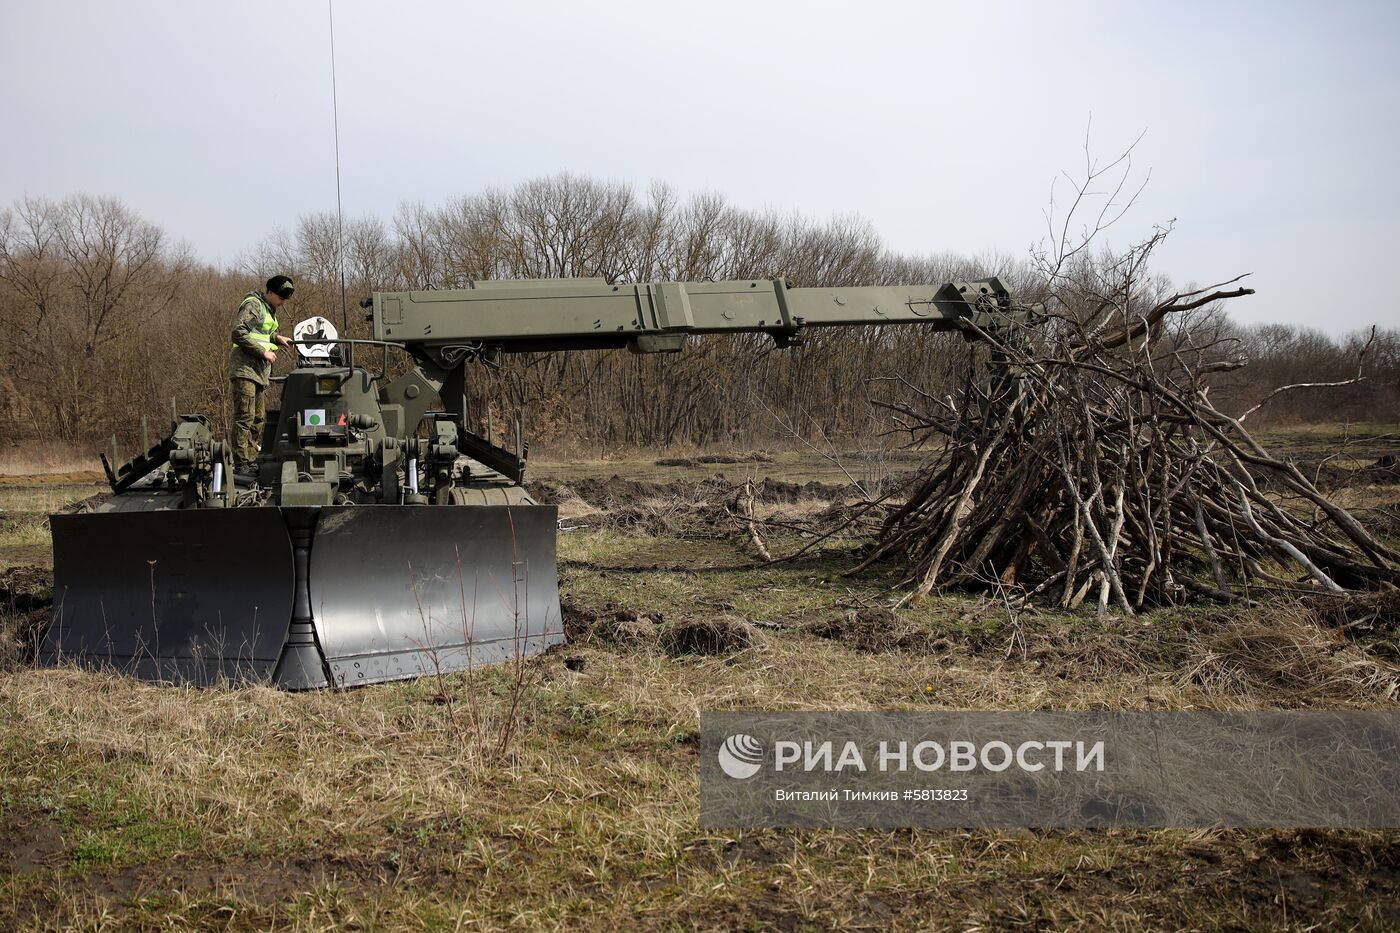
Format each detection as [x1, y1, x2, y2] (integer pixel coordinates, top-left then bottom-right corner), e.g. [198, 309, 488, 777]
[231, 378, 266, 465]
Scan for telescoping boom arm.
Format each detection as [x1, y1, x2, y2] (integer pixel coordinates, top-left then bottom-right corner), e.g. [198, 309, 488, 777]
[368, 276, 1018, 360]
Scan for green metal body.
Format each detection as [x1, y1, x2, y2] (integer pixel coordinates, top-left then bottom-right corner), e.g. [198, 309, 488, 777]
[371, 276, 1011, 355]
[45, 276, 1018, 688]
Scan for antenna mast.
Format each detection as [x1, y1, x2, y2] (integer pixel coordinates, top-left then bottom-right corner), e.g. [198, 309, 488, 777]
[328, 0, 349, 333]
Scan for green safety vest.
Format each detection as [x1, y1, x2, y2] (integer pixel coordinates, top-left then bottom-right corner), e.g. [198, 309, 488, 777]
[233, 292, 279, 352]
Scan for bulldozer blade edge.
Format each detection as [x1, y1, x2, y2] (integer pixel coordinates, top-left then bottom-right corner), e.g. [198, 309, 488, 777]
[308, 504, 562, 688]
[43, 505, 563, 689]
[45, 509, 296, 685]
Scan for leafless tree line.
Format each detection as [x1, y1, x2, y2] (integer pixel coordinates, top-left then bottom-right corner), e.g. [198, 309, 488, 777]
[0, 177, 1394, 454]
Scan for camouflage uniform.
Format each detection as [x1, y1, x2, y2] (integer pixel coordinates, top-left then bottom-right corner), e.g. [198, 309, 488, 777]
[228, 291, 280, 465]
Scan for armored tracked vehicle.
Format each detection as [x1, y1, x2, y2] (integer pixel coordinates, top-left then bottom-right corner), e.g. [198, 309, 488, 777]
[43, 276, 1018, 687]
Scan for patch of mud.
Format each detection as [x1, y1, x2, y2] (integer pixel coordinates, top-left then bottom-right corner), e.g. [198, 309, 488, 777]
[54, 490, 110, 514]
[532, 475, 853, 511]
[532, 474, 863, 538]
[804, 608, 945, 654]
[655, 452, 774, 467]
[1357, 454, 1400, 484]
[85, 853, 398, 904]
[0, 811, 66, 875]
[561, 601, 662, 647]
[543, 482, 600, 521]
[0, 565, 53, 663]
[684, 829, 1400, 930]
[0, 472, 104, 487]
[0, 546, 52, 573]
[0, 851, 405, 927]
[0, 565, 51, 612]
[659, 614, 759, 656]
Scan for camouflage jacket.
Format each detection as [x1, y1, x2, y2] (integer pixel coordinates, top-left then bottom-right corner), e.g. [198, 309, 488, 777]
[228, 291, 279, 385]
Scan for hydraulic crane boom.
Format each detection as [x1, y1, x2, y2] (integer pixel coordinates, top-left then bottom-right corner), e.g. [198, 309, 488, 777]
[367, 276, 1021, 480]
[369, 276, 1015, 358]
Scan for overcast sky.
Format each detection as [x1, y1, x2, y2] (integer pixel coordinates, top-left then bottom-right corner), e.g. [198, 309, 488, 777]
[2, 0, 1396, 333]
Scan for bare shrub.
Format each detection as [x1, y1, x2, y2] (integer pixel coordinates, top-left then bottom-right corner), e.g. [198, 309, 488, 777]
[854, 144, 1399, 610]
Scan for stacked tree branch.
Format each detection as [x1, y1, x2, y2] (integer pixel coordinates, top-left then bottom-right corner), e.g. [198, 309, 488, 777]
[859, 284, 1399, 613]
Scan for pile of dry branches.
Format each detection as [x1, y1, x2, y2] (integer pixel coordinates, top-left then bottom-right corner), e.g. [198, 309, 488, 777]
[861, 229, 1398, 612]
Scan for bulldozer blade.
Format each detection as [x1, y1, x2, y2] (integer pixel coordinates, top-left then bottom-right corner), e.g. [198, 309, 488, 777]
[308, 505, 562, 687]
[44, 509, 296, 685]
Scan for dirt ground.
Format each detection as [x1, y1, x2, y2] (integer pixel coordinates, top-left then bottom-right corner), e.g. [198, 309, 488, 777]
[0, 430, 1397, 930]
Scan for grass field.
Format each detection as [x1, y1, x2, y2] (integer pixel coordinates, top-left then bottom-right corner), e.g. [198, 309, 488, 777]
[0, 429, 1397, 930]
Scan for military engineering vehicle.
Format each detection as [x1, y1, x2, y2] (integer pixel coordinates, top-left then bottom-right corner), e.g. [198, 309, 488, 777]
[42, 276, 1021, 688]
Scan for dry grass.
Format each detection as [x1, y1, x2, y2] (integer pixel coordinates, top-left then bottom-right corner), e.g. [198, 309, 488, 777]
[0, 442, 100, 478]
[0, 484, 100, 514]
[533, 448, 922, 489]
[1183, 603, 1400, 703]
[2, 595, 1397, 929]
[1, 443, 1397, 929]
[0, 516, 49, 551]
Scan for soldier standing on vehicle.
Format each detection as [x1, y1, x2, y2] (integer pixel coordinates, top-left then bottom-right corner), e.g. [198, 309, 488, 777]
[229, 275, 296, 475]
